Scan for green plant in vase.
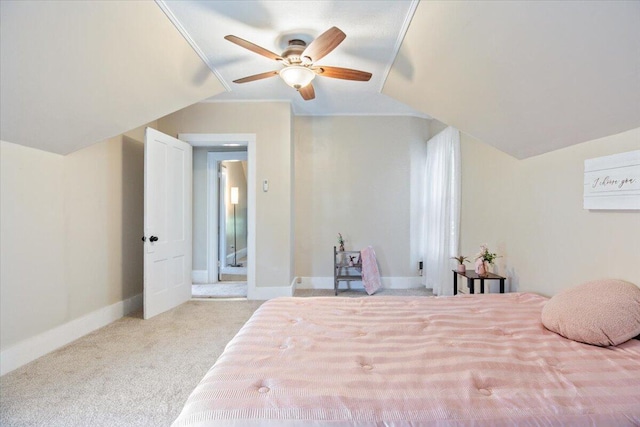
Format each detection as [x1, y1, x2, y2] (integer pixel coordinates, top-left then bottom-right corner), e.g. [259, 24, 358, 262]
[475, 244, 500, 277]
[451, 255, 468, 273]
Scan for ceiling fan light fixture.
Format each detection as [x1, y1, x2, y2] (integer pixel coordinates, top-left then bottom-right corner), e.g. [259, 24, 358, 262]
[279, 66, 315, 90]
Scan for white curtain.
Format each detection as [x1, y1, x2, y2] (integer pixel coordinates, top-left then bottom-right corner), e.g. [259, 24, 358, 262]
[422, 126, 461, 296]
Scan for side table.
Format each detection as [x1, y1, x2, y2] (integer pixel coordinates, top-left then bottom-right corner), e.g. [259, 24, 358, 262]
[452, 270, 506, 295]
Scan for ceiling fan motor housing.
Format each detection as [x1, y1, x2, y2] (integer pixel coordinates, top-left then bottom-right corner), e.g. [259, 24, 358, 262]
[282, 39, 308, 65]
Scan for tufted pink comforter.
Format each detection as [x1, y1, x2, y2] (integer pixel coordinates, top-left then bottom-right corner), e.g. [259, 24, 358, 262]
[172, 293, 640, 426]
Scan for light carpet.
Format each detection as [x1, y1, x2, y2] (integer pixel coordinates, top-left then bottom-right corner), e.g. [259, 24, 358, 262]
[192, 282, 247, 298]
[0, 300, 263, 427]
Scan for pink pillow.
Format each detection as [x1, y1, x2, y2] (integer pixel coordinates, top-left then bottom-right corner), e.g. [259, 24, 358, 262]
[541, 279, 640, 346]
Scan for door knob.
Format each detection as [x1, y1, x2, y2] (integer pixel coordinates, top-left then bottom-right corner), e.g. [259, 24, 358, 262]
[149, 236, 159, 242]
[141, 236, 146, 242]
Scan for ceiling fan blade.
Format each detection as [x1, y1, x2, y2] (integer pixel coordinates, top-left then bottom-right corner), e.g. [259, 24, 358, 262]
[298, 83, 315, 101]
[224, 35, 283, 61]
[314, 66, 372, 81]
[232, 70, 279, 84]
[302, 27, 346, 63]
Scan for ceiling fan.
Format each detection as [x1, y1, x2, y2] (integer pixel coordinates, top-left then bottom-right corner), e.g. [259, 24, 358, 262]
[224, 27, 372, 101]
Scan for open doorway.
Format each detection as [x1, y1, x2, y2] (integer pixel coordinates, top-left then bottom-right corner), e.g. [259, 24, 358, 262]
[189, 149, 248, 298]
[178, 133, 256, 297]
[218, 158, 248, 282]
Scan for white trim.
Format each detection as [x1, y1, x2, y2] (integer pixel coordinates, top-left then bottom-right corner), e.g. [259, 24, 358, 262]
[381, 276, 425, 289]
[0, 294, 142, 376]
[196, 98, 431, 119]
[247, 285, 293, 300]
[380, 0, 421, 92]
[154, 0, 231, 92]
[191, 270, 208, 284]
[294, 111, 431, 119]
[298, 276, 334, 289]
[195, 100, 432, 119]
[180, 133, 252, 147]
[297, 276, 424, 290]
[199, 99, 292, 105]
[178, 133, 257, 299]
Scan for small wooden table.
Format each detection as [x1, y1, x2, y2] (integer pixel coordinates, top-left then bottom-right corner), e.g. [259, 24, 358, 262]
[453, 270, 506, 295]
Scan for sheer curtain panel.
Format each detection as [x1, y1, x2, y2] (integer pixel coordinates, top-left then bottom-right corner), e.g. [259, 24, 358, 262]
[422, 126, 461, 295]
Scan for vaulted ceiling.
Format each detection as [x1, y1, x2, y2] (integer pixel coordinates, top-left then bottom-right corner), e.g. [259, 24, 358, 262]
[0, 1, 226, 154]
[383, 1, 640, 158]
[1, 1, 638, 157]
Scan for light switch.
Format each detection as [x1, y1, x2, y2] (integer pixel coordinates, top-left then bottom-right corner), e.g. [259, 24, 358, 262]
[263, 179, 269, 192]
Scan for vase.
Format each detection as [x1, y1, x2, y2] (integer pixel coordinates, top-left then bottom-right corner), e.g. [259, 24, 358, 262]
[457, 264, 466, 274]
[339, 244, 345, 252]
[475, 259, 489, 277]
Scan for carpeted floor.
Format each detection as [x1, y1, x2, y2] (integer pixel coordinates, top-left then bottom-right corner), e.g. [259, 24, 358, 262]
[0, 299, 263, 427]
[192, 282, 247, 298]
[219, 274, 247, 282]
[0, 288, 433, 426]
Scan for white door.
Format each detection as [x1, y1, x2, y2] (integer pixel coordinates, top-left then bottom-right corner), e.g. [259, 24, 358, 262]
[143, 128, 192, 319]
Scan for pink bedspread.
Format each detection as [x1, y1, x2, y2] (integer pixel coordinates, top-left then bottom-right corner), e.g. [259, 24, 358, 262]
[172, 293, 640, 426]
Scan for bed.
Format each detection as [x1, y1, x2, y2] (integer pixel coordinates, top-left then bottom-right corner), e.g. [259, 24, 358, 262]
[172, 293, 640, 426]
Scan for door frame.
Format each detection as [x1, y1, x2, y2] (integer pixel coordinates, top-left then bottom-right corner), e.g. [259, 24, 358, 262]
[179, 133, 256, 295]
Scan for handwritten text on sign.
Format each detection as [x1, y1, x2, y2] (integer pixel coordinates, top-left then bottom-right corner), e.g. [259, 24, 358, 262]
[584, 150, 640, 210]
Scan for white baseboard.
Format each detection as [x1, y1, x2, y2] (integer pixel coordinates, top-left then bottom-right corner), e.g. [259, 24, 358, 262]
[247, 282, 294, 300]
[381, 277, 424, 289]
[191, 270, 208, 284]
[0, 293, 142, 376]
[297, 276, 424, 290]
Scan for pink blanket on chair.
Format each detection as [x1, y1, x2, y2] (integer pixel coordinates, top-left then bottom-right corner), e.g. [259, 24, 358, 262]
[360, 246, 381, 295]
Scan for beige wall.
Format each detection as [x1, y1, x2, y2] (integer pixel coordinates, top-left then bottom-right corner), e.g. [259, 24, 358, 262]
[1, 141, 66, 349]
[294, 116, 430, 282]
[0, 124, 149, 351]
[460, 127, 640, 296]
[192, 147, 208, 270]
[63, 127, 146, 318]
[158, 102, 294, 287]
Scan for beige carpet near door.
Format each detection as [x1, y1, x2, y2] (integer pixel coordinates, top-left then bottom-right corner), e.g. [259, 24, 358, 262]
[192, 282, 247, 298]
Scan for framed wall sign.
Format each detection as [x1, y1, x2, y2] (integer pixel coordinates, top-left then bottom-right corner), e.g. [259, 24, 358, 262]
[584, 150, 640, 210]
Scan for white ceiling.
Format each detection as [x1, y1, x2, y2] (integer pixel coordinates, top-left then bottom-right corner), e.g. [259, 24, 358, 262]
[157, 0, 426, 117]
[383, 1, 640, 158]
